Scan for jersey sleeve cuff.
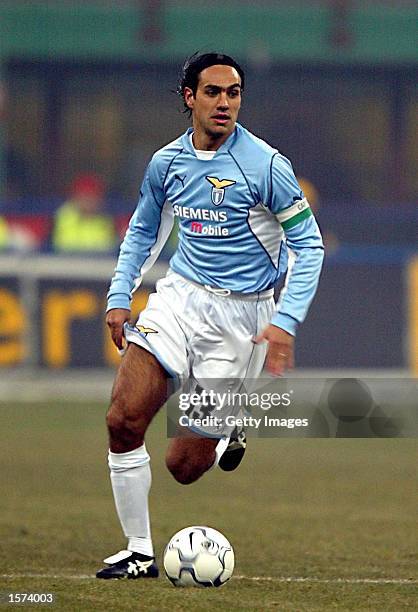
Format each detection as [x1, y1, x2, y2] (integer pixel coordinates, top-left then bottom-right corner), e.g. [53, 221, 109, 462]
[270, 312, 298, 336]
[106, 294, 131, 313]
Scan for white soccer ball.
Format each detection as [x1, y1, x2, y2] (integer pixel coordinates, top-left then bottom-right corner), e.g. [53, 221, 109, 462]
[163, 526, 234, 587]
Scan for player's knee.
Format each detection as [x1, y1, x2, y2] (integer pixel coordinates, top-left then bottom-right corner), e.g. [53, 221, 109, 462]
[166, 450, 214, 485]
[106, 405, 125, 438]
[166, 458, 196, 485]
[106, 399, 145, 448]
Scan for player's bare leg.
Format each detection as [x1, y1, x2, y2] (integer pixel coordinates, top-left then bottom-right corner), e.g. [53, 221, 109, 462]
[166, 430, 218, 485]
[97, 343, 169, 580]
[106, 343, 169, 452]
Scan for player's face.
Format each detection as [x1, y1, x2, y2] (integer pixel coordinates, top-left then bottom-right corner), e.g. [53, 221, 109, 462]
[184, 65, 242, 147]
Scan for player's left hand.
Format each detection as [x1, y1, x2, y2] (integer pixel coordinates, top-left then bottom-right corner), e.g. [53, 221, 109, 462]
[253, 324, 294, 376]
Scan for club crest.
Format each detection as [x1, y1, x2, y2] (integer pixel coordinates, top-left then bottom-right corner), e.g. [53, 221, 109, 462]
[205, 176, 236, 206]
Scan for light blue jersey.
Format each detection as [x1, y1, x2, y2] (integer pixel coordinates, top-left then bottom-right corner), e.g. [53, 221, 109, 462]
[108, 123, 324, 335]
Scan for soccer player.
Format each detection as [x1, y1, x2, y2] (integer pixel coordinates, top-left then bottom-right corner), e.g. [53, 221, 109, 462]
[96, 53, 324, 579]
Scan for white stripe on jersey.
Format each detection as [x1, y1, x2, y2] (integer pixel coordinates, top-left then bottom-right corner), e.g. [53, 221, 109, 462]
[248, 203, 284, 266]
[276, 246, 297, 312]
[131, 199, 174, 294]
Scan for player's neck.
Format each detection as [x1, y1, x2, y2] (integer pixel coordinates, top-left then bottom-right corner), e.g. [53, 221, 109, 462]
[191, 130, 231, 152]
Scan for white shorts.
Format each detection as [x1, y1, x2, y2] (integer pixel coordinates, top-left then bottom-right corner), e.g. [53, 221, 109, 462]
[124, 270, 276, 436]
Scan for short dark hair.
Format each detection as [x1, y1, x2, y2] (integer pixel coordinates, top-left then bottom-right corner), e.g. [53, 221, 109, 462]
[177, 52, 245, 116]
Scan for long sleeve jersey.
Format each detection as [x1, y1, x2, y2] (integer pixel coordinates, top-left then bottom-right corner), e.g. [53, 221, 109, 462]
[107, 123, 324, 336]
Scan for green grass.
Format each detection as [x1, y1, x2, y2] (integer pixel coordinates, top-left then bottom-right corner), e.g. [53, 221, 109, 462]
[1, 403, 417, 611]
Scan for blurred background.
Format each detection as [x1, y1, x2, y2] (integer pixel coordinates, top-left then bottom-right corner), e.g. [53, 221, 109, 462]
[0, 0, 417, 397]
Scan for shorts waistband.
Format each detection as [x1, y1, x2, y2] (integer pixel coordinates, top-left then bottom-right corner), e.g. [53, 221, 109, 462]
[170, 270, 274, 301]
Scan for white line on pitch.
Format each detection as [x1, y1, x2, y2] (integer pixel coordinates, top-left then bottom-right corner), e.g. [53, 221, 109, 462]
[1, 574, 417, 585]
[0, 574, 94, 580]
[235, 576, 418, 585]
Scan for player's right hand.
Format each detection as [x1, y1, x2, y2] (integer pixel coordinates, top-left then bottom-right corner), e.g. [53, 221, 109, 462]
[253, 324, 294, 376]
[106, 308, 131, 350]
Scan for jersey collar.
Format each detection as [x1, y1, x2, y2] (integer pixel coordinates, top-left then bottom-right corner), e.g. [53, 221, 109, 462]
[182, 124, 240, 158]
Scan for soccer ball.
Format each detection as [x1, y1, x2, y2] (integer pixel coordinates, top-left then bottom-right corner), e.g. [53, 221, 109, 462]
[163, 526, 234, 587]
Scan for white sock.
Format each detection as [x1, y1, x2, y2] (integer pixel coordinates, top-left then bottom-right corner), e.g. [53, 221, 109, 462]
[209, 436, 230, 471]
[108, 445, 154, 557]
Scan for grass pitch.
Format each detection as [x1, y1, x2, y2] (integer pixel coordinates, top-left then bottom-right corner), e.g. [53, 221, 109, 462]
[1, 402, 417, 611]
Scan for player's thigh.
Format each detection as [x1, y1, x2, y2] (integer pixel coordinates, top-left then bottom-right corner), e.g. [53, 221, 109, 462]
[109, 342, 170, 428]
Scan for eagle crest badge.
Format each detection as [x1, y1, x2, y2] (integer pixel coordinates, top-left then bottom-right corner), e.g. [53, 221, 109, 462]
[205, 176, 236, 206]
